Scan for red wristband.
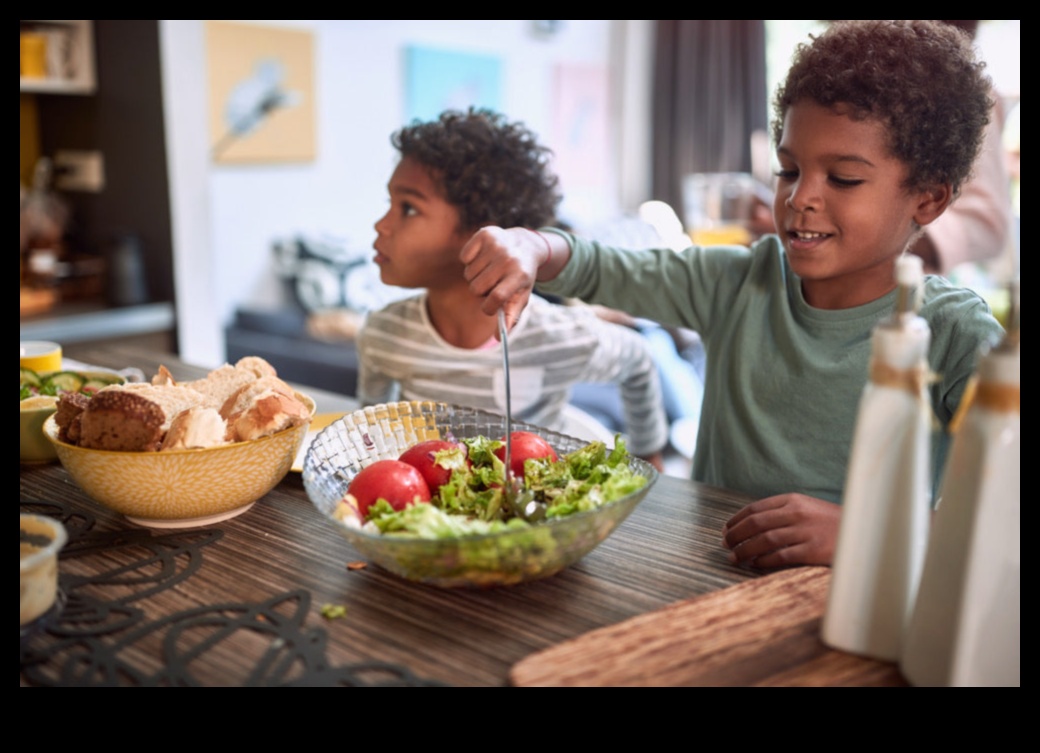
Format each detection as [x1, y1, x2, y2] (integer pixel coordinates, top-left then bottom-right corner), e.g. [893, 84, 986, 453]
[525, 228, 552, 267]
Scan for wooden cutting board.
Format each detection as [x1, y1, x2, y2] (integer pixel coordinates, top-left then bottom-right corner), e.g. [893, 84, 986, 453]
[510, 566, 908, 686]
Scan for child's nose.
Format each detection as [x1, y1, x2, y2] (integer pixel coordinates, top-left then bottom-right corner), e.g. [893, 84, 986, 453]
[374, 210, 391, 234]
[786, 179, 821, 212]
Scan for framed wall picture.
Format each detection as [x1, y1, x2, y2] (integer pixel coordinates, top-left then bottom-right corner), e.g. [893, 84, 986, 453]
[206, 21, 316, 164]
[551, 63, 610, 190]
[404, 45, 502, 123]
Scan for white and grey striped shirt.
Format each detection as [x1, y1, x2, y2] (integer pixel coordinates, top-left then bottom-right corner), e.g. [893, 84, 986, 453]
[356, 294, 668, 455]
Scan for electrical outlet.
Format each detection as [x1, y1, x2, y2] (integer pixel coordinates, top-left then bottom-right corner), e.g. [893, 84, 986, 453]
[54, 150, 105, 192]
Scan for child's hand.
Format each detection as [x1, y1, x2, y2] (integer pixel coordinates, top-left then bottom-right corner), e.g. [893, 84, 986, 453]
[721, 493, 841, 568]
[460, 226, 558, 330]
[640, 451, 665, 474]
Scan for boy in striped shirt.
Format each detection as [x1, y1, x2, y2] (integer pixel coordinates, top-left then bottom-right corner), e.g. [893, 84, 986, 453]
[359, 108, 668, 470]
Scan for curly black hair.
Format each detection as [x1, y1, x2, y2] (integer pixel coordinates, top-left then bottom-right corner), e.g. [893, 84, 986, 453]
[772, 20, 993, 195]
[391, 108, 562, 231]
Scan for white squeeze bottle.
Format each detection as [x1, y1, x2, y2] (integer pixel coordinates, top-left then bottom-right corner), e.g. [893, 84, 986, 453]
[900, 278, 1020, 686]
[821, 254, 931, 661]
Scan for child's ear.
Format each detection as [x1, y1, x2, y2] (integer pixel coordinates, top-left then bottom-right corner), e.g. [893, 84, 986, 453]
[913, 183, 953, 227]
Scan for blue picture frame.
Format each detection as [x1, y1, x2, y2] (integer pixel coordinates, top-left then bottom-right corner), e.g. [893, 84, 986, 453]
[405, 45, 502, 123]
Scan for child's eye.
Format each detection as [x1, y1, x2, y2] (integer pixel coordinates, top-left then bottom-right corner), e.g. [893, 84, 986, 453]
[829, 176, 865, 188]
[774, 169, 798, 182]
[401, 202, 418, 217]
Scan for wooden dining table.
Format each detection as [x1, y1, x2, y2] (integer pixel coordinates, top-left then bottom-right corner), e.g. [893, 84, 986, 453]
[20, 344, 907, 687]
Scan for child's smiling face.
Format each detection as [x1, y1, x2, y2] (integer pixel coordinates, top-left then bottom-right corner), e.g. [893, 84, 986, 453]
[772, 102, 950, 309]
[373, 157, 475, 290]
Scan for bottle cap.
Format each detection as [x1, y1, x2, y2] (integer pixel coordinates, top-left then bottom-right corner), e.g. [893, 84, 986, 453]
[896, 254, 923, 287]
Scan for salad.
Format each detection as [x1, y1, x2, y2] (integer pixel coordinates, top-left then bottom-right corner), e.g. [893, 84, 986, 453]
[20, 368, 123, 404]
[335, 434, 648, 540]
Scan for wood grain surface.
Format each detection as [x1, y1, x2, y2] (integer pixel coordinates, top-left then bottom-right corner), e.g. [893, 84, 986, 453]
[27, 346, 914, 688]
[510, 566, 909, 686]
[22, 346, 766, 687]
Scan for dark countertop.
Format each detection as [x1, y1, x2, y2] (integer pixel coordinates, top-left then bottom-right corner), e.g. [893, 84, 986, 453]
[20, 301, 176, 343]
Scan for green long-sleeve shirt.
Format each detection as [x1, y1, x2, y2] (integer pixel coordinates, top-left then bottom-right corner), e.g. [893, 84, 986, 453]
[538, 231, 1004, 503]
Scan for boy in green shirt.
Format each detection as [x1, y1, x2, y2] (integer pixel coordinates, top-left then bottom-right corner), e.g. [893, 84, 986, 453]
[458, 20, 1005, 568]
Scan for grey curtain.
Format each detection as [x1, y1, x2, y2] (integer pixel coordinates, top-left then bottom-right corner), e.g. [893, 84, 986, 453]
[651, 20, 768, 214]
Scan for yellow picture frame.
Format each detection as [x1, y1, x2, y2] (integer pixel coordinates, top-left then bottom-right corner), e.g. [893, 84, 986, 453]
[206, 21, 316, 164]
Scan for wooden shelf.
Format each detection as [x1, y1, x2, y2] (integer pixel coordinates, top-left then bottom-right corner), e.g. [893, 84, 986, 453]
[19, 20, 96, 95]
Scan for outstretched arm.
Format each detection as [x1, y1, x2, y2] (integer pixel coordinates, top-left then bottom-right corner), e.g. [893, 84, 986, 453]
[460, 227, 571, 330]
[578, 314, 670, 471]
[721, 493, 841, 568]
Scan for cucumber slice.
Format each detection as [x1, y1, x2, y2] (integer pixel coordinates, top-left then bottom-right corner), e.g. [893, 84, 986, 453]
[20, 367, 42, 387]
[45, 371, 87, 393]
[82, 378, 113, 394]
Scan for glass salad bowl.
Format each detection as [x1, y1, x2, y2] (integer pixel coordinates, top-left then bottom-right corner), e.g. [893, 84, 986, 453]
[303, 401, 658, 587]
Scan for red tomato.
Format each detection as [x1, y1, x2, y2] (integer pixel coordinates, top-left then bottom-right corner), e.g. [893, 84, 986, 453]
[493, 431, 558, 478]
[346, 459, 431, 517]
[398, 439, 469, 493]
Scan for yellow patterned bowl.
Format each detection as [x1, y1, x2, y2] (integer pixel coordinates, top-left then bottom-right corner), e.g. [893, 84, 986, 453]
[42, 392, 315, 528]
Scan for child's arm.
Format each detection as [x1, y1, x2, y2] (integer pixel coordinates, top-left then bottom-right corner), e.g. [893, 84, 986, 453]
[641, 451, 666, 473]
[578, 313, 670, 470]
[720, 493, 842, 568]
[460, 227, 571, 329]
[354, 323, 398, 406]
[357, 369, 396, 407]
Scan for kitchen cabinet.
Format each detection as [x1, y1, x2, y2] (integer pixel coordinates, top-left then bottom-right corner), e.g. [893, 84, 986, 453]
[20, 21, 177, 354]
[19, 20, 95, 94]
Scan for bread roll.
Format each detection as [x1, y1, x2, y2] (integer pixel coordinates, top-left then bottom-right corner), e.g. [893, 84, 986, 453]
[151, 365, 177, 386]
[181, 363, 264, 409]
[234, 356, 278, 379]
[54, 391, 92, 444]
[79, 390, 165, 451]
[161, 406, 227, 450]
[60, 355, 308, 450]
[111, 382, 212, 430]
[221, 375, 309, 442]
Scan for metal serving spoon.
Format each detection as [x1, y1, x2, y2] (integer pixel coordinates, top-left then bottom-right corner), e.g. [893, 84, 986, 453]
[498, 309, 546, 523]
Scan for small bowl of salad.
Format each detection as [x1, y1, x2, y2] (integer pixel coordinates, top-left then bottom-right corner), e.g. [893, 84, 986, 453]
[20, 367, 126, 463]
[303, 401, 659, 587]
